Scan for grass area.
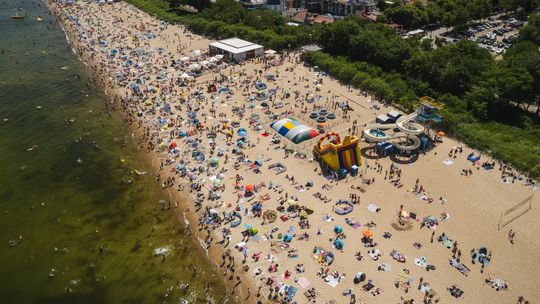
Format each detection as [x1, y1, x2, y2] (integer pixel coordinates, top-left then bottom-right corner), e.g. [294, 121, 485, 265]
[456, 122, 540, 178]
[125, 0, 189, 22]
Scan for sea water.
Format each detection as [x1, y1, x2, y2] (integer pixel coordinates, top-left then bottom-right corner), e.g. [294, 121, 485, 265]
[0, 1, 229, 303]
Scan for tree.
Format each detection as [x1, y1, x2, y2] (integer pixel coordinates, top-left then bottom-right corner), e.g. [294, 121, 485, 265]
[183, 0, 212, 12]
[319, 19, 361, 55]
[168, 0, 182, 9]
[505, 41, 540, 113]
[518, 13, 540, 45]
[385, 5, 415, 28]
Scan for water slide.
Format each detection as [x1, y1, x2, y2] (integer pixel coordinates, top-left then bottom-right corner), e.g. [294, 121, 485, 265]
[363, 112, 424, 151]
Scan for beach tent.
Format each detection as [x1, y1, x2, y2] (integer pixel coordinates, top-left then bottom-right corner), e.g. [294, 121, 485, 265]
[270, 117, 319, 144]
[179, 56, 190, 62]
[192, 50, 201, 57]
[179, 72, 193, 80]
[188, 63, 201, 70]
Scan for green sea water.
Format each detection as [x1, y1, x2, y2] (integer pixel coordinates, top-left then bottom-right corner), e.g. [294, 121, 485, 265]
[0, 1, 230, 303]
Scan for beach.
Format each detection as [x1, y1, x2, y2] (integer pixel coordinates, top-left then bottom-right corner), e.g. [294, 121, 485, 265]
[46, 1, 539, 303]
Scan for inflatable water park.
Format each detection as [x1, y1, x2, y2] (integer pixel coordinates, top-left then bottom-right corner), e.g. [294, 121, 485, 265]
[270, 117, 319, 144]
[313, 133, 362, 178]
[363, 96, 444, 156]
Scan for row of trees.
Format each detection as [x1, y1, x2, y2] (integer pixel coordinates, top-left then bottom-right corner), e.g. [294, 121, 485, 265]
[382, 0, 539, 29]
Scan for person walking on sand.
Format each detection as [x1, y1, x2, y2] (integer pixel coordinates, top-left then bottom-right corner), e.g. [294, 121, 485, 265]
[508, 229, 516, 244]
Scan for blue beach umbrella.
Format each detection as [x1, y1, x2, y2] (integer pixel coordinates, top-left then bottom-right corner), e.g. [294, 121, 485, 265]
[333, 239, 344, 250]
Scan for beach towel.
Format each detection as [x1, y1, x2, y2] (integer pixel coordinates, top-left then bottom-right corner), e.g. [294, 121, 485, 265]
[420, 284, 432, 294]
[325, 275, 340, 287]
[442, 239, 454, 248]
[414, 256, 427, 268]
[298, 277, 311, 288]
[442, 159, 454, 166]
[285, 286, 298, 300]
[367, 203, 380, 213]
[378, 263, 392, 271]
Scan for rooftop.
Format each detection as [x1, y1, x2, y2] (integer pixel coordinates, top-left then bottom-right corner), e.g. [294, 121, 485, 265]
[210, 38, 263, 54]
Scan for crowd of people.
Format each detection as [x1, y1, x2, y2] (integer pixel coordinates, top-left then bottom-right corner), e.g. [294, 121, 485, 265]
[48, 1, 537, 303]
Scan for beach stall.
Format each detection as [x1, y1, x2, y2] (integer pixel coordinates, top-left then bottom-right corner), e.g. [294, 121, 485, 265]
[270, 117, 319, 144]
[209, 37, 263, 63]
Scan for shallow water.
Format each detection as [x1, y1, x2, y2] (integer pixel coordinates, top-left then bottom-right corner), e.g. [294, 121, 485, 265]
[0, 1, 229, 303]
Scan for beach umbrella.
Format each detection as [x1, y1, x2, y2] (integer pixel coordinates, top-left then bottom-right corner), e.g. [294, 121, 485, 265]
[213, 178, 221, 186]
[238, 130, 248, 138]
[437, 131, 446, 137]
[200, 60, 210, 66]
[179, 56, 190, 62]
[169, 142, 177, 149]
[282, 234, 293, 242]
[334, 225, 343, 234]
[287, 199, 297, 206]
[333, 238, 344, 250]
[422, 215, 438, 224]
[209, 157, 219, 166]
[245, 184, 255, 192]
[362, 229, 373, 238]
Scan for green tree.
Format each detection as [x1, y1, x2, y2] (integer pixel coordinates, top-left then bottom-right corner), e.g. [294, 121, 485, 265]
[518, 13, 540, 45]
[319, 19, 361, 55]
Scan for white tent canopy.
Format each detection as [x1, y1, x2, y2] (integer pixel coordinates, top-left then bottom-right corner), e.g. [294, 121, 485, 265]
[188, 63, 201, 70]
[179, 72, 193, 79]
[264, 49, 276, 55]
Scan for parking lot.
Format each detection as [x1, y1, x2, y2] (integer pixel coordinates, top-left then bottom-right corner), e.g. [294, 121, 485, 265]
[438, 15, 525, 56]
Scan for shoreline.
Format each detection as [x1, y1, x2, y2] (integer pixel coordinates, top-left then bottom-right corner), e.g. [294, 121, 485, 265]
[44, 1, 254, 302]
[43, 1, 539, 303]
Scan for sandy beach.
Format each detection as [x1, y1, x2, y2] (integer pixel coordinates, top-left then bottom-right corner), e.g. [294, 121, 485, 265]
[46, 1, 539, 303]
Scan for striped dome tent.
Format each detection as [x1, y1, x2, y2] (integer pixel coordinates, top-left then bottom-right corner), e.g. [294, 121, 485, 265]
[270, 117, 319, 144]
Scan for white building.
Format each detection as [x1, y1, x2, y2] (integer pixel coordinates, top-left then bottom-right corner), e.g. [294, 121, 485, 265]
[209, 38, 264, 63]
